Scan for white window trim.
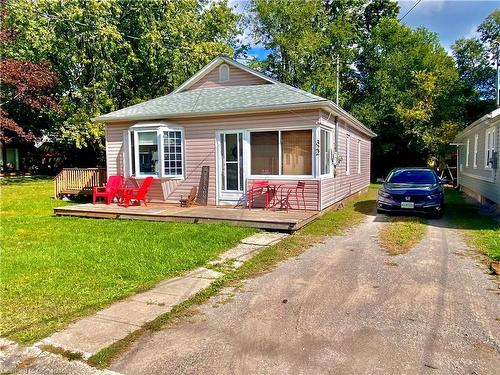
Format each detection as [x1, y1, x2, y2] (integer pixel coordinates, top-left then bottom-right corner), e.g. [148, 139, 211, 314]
[473, 134, 479, 169]
[219, 64, 230, 82]
[248, 128, 315, 179]
[320, 128, 333, 176]
[345, 134, 350, 176]
[484, 126, 496, 169]
[357, 139, 361, 174]
[128, 124, 185, 179]
[465, 138, 470, 167]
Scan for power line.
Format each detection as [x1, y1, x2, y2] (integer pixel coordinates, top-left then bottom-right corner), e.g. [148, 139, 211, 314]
[399, 0, 422, 21]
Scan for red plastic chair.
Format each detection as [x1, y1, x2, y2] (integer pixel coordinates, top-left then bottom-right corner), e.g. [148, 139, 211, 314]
[285, 181, 306, 211]
[247, 180, 269, 209]
[92, 175, 124, 205]
[120, 177, 154, 207]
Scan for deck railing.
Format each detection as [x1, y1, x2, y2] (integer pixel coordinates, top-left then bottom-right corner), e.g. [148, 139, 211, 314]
[54, 168, 107, 198]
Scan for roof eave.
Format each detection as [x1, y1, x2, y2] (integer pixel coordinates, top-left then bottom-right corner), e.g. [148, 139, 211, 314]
[323, 102, 377, 138]
[92, 100, 329, 124]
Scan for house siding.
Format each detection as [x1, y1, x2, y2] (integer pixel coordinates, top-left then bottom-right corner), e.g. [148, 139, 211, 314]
[106, 109, 373, 210]
[318, 112, 372, 209]
[189, 65, 269, 90]
[456, 113, 499, 204]
[106, 110, 321, 206]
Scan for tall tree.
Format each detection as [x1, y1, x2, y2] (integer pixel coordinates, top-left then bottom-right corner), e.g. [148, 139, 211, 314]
[0, 2, 59, 170]
[451, 9, 499, 122]
[3, 0, 241, 151]
[351, 19, 463, 176]
[250, 0, 398, 104]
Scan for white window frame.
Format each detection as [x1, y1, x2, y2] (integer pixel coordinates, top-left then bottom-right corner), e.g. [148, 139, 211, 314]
[473, 134, 479, 169]
[357, 139, 361, 174]
[128, 123, 185, 179]
[248, 127, 315, 179]
[484, 127, 496, 169]
[345, 134, 350, 175]
[465, 138, 470, 167]
[320, 128, 333, 176]
[219, 64, 230, 82]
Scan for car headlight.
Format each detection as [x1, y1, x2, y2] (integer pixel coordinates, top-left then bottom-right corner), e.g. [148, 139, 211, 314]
[427, 193, 442, 200]
[378, 190, 392, 199]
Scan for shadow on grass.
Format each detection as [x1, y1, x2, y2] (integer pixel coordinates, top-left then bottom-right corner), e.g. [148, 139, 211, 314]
[0, 175, 53, 185]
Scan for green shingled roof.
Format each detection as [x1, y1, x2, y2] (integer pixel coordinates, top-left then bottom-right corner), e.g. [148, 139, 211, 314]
[94, 83, 328, 122]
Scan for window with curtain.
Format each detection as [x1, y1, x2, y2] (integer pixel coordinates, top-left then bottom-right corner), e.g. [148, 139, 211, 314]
[282, 130, 312, 175]
[474, 134, 479, 168]
[345, 135, 350, 175]
[485, 127, 496, 168]
[251, 131, 279, 175]
[250, 130, 312, 176]
[357, 140, 361, 174]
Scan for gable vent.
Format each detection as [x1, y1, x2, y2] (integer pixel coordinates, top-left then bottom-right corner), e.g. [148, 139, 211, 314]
[219, 64, 230, 82]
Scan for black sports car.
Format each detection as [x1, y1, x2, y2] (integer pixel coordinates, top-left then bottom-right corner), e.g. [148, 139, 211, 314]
[377, 168, 445, 218]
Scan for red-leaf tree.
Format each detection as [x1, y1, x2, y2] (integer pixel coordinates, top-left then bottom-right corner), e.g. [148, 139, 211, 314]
[0, 2, 59, 146]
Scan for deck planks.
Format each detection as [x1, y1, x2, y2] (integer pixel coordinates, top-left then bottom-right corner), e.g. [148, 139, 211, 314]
[53, 203, 318, 232]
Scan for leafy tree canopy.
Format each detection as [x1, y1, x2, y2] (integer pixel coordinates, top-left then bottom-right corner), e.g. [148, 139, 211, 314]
[3, 0, 241, 149]
[351, 19, 462, 173]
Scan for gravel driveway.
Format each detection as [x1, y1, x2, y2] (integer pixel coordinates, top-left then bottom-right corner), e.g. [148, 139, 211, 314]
[111, 214, 500, 375]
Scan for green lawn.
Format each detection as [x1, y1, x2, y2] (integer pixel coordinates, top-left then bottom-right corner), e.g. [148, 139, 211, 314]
[444, 189, 500, 261]
[0, 177, 255, 344]
[378, 216, 427, 255]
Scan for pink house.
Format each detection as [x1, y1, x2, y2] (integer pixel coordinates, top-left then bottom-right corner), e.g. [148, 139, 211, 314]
[94, 56, 376, 211]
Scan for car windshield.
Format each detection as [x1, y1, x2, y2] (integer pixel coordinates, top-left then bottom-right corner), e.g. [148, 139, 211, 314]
[386, 170, 438, 185]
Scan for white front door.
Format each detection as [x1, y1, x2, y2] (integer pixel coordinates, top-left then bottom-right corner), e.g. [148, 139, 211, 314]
[217, 131, 245, 203]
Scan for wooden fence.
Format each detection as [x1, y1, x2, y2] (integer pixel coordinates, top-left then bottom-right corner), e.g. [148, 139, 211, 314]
[54, 168, 107, 198]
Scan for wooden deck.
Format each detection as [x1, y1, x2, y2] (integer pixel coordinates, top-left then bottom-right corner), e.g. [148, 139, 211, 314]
[53, 203, 319, 232]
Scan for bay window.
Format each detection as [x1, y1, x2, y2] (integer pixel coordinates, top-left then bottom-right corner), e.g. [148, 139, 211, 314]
[128, 125, 184, 178]
[250, 129, 312, 176]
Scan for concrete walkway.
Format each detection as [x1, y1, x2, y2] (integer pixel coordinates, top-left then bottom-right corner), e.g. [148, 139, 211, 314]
[34, 232, 287, 360]
[110, 215, 500, 375]
[0, 338, 120, 375]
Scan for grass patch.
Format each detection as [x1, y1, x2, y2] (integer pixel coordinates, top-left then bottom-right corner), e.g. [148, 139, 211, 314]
[88, 186, 378, 369]
[0, 178, 256, 344]
[444, 189, 500, 261]
[378, 216, 427, 255]
[39, 345, 83, 361]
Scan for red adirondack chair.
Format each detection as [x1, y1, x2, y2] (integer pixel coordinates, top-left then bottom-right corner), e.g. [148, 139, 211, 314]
[92, 175, 124, 205]
[120, 177, 154, 207]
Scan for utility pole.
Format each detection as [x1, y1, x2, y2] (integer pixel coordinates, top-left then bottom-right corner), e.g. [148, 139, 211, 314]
[496, 41, 499, 108]
[336, 54, 340, 105]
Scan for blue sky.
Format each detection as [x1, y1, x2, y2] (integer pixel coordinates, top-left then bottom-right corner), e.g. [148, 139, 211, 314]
[246, 0, 499, 59]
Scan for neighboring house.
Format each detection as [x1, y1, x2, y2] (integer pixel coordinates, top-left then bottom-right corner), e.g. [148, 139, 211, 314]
[455, 108, 499, 206]
[93, 56, 375, 210]
[0, 143, 21, 173]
